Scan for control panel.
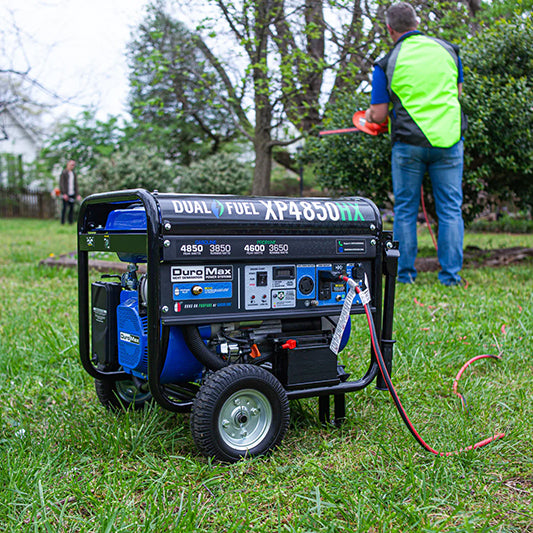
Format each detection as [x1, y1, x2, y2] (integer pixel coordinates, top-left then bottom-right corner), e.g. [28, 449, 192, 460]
[159, 235, 374, 325]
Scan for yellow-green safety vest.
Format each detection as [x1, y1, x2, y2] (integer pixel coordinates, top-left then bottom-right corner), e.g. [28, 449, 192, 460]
[377, 34, 463, 148]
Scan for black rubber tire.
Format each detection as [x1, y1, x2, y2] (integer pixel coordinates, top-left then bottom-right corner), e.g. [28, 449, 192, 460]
[94, 378, 152, 411]
[191, 364, 290, 463]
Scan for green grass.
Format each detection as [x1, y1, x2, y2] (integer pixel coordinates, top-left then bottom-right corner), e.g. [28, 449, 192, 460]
[468, 214, 533, 235]
[0, 218, 532, 532]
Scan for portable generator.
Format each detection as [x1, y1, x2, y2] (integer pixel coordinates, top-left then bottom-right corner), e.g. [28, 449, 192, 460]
[78, 189, 399, 462]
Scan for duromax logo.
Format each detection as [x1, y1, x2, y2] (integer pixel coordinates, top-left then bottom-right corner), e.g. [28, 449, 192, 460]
[211, 200, 225, 218]
[120, 332, 140, 345]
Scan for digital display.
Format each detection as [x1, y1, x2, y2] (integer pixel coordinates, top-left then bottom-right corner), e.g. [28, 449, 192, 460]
[273, 266, 295, 280]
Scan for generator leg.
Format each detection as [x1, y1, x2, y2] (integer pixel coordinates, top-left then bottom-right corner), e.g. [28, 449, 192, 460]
[334, 394, 346, 427]
[319, 395, 330, 425]
[377, 339, 395, 391]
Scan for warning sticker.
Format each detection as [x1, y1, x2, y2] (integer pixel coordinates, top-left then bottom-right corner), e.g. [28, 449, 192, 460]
[271, 289, 296, 309]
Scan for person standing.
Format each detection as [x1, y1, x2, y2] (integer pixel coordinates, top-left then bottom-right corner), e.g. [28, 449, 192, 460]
[59, 159, 80, 225]
[364, 2, 466, 286]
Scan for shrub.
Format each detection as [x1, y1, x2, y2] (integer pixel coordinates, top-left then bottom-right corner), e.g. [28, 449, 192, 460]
[175, 152, 252, 195]
[303, 92, 392, 206]
[84, 146, 177, 195]
[468, 213, 533, 234]
[461, 15, 533, 213]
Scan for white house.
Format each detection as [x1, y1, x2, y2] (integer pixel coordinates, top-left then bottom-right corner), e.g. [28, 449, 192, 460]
[0, 106, 41, 163]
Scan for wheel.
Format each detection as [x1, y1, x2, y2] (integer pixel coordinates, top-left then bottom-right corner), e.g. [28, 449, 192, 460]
[95, 377, 152, 411]
[191, 364, 290, 462]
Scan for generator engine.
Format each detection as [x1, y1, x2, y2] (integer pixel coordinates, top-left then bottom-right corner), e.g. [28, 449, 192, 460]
[78, 189, 398, 462]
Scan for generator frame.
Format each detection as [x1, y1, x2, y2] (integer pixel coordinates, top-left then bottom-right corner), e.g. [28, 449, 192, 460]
[78, 189, 398, 440]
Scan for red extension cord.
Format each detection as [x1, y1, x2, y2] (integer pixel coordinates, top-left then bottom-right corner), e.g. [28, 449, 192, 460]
[453, 354, 503, 410]
[420, 185, 438, 251]
[344, 277, 505, 456]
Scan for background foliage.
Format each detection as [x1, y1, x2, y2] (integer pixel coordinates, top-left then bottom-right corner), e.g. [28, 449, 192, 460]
[175, 152, 252, 195]
[127, 2, 240, 166]
[84, 146, 178, 194]
[302, 92, 392, 204]
[460, 15, 533, 212]
[20, 0, 533, 205]
[34, 111, 124, 194]
[31, 109, 254, 197]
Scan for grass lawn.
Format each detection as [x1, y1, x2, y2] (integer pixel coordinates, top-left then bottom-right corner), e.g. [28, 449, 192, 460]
[0, 218, 532, 532]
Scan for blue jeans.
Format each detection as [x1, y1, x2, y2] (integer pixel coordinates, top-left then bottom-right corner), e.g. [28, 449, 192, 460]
[392, 141, 464, 286]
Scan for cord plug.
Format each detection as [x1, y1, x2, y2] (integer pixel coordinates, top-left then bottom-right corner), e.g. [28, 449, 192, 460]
[318, 271, 343, 282]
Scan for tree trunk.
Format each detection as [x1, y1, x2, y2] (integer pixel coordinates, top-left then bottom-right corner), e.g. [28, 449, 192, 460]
[250, 0, 274, 196]
[252, 108, 273, 196]
[252, 140, 272, 196]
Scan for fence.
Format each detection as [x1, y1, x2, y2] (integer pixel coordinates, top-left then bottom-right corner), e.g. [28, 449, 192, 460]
[0, 187, 58, 219]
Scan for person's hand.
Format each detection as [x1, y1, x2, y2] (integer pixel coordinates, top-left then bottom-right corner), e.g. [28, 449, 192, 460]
[63, 194, 69, 201]
[76, 195, 82, 201]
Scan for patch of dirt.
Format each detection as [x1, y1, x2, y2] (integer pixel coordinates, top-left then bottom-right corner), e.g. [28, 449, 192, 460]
[39, 254, 146, 273]
[415, 246, 533, 272]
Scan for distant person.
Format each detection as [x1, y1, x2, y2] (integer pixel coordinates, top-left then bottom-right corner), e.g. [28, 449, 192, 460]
[59, 159, 81, 225]
[364, 2, 466, 286]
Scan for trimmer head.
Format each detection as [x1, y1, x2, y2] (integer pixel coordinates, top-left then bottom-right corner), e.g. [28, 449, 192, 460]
[352, 111, 388, 136]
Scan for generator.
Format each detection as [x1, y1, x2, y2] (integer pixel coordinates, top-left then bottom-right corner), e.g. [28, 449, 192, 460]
[78, 189, 399, 462]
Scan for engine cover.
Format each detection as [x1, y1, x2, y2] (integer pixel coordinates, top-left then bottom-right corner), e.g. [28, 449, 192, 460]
[117, 290, 203, 383]
[117, 291, 148, 376]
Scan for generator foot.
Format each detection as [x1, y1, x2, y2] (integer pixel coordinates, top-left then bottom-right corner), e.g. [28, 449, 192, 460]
[334, 394, 346, 427]
[319, 394, 346, 427]
[319, 396, 330, 425]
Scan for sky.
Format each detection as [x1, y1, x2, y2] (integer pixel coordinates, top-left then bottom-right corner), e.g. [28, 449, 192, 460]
[1, 0, 150, 123]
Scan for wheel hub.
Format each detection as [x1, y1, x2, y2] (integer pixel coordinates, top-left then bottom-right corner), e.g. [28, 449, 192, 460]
[218, 388, 273, 450]
[115, 380, 151, 403]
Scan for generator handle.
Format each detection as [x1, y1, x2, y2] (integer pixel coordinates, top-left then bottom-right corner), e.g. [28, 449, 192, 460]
[77, 190, 149, 381]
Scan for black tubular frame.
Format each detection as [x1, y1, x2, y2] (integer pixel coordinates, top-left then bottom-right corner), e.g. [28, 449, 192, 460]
[78, 189, 192, 412]
[78, 189, 398, 414]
